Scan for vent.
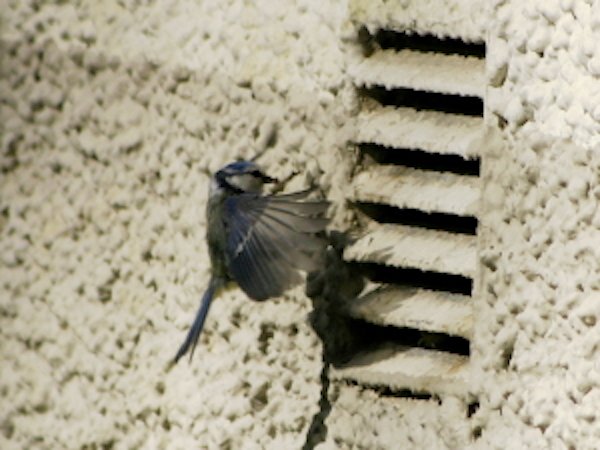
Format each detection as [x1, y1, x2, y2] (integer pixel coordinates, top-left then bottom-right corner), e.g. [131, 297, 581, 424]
[333, 26, 485, 403]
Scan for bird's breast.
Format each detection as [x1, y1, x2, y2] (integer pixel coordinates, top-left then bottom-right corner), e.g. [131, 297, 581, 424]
[206, 194, 229, 279]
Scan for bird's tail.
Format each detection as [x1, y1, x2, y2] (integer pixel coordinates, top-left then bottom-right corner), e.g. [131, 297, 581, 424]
[173, 276, 221, 364]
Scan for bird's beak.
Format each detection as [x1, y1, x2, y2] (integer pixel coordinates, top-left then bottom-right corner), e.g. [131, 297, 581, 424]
[259, 173, 277, 184]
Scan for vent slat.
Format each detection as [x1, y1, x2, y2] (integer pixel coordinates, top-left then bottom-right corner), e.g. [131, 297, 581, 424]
[356, 106, 483, 159]
[351, 1, 486, 43]
[344, 223, 476, 277]
[350, 165, 479, 217]
[350, 49, 485, 97]
[349, 284, 472, 339]
[331, 345, 469, 398]
[344, 13, 484, 407]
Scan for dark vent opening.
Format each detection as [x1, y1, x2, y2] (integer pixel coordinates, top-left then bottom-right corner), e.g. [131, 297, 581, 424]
[343, 379, 437, 401]
[360, 86, 483, 116]
[375, 387, 438, 402]
[347, 318, 470, 356]
[355, 203, 478, 235]
[374, 29, 486, 58]
[360, 143, 480, 176]
[352, 262, 472, 296]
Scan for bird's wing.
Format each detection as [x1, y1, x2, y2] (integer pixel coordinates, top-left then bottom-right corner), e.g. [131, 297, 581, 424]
[223, 191, 329, 301]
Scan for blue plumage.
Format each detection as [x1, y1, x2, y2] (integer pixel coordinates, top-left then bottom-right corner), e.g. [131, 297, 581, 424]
[173, 161, 329, 363]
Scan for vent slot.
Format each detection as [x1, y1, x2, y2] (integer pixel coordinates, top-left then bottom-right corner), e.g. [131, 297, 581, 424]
[345, 318, 470, 356]
[360, 144, 480, 176]
[360, 86, 483, 116]
[373, 30, 486, 58]
[335, 21, 485, 402]
[355, 203, 478, 235]
[344, 379, 437, 401]
[351, 263, 472, 296]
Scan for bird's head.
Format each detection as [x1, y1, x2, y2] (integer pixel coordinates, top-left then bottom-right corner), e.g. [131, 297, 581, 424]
[211, 160, 276, 196]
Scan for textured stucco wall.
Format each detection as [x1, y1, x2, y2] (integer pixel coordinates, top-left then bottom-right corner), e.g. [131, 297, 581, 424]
[0, 1, 356, 448]
[5, 0, 600, 449]
[473, 1, 600, 448]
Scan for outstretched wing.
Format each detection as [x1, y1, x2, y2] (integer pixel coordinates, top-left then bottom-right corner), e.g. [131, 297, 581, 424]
[223, 190, 329, 301]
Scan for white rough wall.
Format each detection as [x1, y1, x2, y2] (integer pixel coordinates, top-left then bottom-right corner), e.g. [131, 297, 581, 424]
[474, 0, 600, 448]
[9, 0, 600, 448]
[0, 1, 357, 449]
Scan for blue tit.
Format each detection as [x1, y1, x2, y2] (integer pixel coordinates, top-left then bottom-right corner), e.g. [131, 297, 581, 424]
[174, 160, 329, 363]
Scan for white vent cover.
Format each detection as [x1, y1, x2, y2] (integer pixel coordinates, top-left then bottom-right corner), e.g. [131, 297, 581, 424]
[335, 24, 485, 404]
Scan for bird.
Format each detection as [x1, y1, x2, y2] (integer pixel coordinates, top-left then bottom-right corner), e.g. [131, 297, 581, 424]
[173, 160, 329, 363]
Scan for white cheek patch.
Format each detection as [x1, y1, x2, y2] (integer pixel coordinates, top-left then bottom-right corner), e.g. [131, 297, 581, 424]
[209, 178, 222, 197]
[227, 175, 245, 190]
[228, 174, 262, 192]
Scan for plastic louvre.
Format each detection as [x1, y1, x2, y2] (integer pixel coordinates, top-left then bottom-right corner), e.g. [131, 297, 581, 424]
[349, 165, 480, 217]
[350, 49, 485, 97]
[330, 344, 470, 398]
[355, 106, 483, 160]
[343, 221, 477, 278]
[348, 284, 473, 339]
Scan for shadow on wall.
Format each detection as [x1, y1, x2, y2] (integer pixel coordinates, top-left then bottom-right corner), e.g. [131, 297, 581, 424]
[306, 231, 367, 367]
[302, 228, 473, 448]
[302, 231, 365, 450]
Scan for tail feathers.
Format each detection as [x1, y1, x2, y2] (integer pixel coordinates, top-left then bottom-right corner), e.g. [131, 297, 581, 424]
[173, 277, 220, 364]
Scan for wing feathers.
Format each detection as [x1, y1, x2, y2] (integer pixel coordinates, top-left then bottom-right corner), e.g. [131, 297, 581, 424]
[224, 190, 328, 301]
[262, 207, 329, 233]
[253, 215, 324, 272]
[267, 200, 330, 216]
